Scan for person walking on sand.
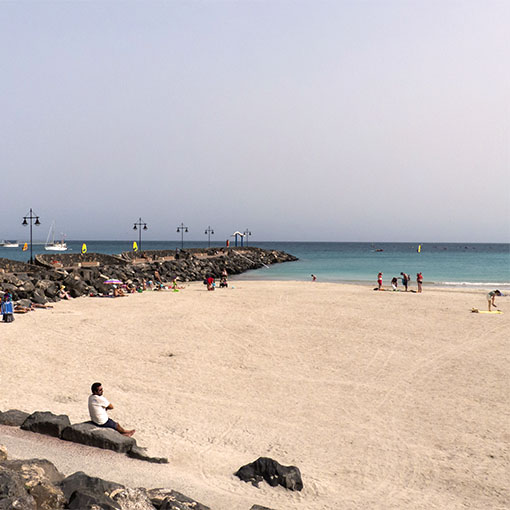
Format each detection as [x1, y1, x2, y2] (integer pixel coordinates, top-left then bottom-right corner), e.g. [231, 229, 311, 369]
[400, 272, 410, 291]
[88, 382, 135, 437]
[377, 272, 383, 290]
[416, 272, 423, 293]
[487, 290, 502, 311]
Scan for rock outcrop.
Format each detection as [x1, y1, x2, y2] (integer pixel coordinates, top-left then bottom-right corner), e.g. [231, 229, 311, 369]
[0, 247, 298, 305]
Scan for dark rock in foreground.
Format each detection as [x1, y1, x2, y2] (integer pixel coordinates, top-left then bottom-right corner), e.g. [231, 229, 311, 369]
[0, 409, 30, 427]
[21, 411, 71, 438]
[235, 457, 303, 491]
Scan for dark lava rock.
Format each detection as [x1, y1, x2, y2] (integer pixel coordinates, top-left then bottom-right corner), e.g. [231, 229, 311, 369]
[21, 411, 71, 438]
[61, 422, 135, 453]
[0, 409, 30, 427]
[60, 471, 124, 502]
[67, 489, 121, 510]
[159, 490, 210, 510]
[235, 457, 303, 491]
[0, 468, 37, 509]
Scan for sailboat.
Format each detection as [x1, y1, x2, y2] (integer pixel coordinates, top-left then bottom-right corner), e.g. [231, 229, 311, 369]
[45, 221, 68, 251]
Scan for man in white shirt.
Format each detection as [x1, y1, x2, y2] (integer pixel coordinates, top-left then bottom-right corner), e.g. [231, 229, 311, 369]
[88, 382, 135, 437]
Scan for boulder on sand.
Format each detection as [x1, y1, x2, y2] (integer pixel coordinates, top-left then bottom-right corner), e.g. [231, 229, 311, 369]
[61, 422, 135, 453]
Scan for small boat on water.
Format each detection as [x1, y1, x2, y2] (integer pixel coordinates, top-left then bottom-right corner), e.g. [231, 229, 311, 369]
[45, 221, 68, 251]
[0, 240, 19, 248]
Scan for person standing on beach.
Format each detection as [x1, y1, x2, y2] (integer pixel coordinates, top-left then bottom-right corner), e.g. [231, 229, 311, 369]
[311, 274, 317, 282]
[88, 382, 135, 437]
[377, 272, 383, 290]
[400, 272, 410, 291]
[487, 290, 502, 311]
[416, 272, 423, 293]
[1, 293, 14, 322]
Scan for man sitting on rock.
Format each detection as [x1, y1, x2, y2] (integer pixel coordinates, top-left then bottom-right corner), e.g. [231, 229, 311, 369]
[88, 382, 135, 437]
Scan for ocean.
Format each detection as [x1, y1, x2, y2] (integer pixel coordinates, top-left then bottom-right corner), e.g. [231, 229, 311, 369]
[1, 241, 508, 289]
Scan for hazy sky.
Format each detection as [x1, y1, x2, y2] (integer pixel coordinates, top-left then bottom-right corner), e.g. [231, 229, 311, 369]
[1, 0, 509, 242]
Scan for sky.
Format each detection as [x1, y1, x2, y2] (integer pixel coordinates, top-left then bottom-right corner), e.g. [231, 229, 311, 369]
[1, 0, 509, 243]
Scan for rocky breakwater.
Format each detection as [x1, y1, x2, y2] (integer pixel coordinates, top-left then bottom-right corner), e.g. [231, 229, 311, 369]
[0, 247, 298, 306]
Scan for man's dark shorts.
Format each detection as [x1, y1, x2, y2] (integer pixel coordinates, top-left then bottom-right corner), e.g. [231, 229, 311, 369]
[97, 418, 117, 430]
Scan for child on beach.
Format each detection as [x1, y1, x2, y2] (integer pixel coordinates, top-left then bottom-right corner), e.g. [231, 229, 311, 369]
[1, 293, 14, 322]
[311, 274, 317, 282]
[377, 272, 383, 290]
[487, 290, 502, 311]
[391, 277, 398, 291]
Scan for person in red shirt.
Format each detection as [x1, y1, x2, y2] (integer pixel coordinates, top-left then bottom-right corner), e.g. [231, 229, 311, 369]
[377, 272, 383, 290]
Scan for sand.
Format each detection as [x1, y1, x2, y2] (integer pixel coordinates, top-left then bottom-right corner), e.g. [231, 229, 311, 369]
[0, 281, 508, 510]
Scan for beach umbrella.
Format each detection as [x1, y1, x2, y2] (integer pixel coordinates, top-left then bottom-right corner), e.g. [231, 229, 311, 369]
[103, 279, 123, 285]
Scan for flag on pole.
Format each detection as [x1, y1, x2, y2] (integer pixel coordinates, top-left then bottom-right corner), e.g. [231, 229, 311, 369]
[133, 241, 138, 252]
[22, 242, 28, 251]
[81, 243, 87, 254]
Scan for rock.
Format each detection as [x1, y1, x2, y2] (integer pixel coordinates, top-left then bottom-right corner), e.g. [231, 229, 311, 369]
[60, 471, 124, 502]
[127, 445, 169, 464]
[0, 468, 37, 509]
[235, 457, 303, 491]
[0, 445, 7, 461]
[28, 481, 66, 510]
[0, 458, 64, 485]
[21, 411, 71, 438]
[0, 409, 29, 427]
[31, 288, 48, 304]
[111, 487, 156, 510]
[67, 489, 121, 510]
[250, 506, 277, 510]
[61, 422, 136, 453]
[159, 490, 210, 510]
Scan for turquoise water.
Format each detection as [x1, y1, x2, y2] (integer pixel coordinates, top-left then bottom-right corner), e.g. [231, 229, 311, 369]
[1, 241, 508, 288]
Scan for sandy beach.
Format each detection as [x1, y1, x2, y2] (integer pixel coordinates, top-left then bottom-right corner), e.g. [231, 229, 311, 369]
[0, 281, 508, 510]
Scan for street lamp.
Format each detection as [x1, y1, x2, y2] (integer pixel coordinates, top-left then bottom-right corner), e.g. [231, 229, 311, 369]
[22, 208, 41, 264]
[204, 226, 214, 248]
[243, 229, 252, 247]
[133, 217, 148, 251]
[176, 222, 189, 249]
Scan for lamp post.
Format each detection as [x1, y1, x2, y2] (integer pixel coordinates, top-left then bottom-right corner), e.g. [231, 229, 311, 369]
[204, 226, 214, 248]
[176, 222, 189, 249]
[22, 208, 41, 264]
[133, 217, 148, 252]
[243, 229, 252, 247]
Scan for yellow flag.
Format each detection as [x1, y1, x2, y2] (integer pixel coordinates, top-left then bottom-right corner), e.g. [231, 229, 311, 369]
[81, 243, 87, 254]
[133, 241, 138, 252]
[22, 242, 28, 251]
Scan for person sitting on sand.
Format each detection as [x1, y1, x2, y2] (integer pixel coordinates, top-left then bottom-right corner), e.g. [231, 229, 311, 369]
[1, 293, 15, 323]
[88, 382, 135, 437]
[377, 272, 383, 291]
[207, 276, 215, 291]
[112, 285, 125, 297]
[487, 290, 502, 311]
[58, 285, 71, 300]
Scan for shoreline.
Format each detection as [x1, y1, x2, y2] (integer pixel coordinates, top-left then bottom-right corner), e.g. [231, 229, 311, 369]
[1, 280, 508, 509]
